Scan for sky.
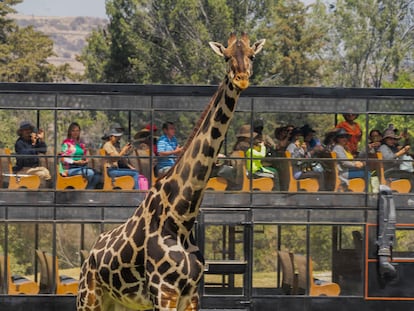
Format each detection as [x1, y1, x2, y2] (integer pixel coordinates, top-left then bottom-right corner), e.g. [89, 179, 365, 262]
[15, 0, 107, 18]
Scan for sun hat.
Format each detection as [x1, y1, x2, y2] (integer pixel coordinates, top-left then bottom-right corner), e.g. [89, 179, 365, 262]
[382, 129, 400, 140]
[108, 128, 123, 137]
[236, 125, 258, 138]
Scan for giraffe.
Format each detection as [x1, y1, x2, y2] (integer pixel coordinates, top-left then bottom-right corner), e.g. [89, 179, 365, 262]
[77, 33, 265, 311]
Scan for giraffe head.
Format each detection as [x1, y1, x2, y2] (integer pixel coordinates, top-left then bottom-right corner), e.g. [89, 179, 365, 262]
[209, 32, 265, 91]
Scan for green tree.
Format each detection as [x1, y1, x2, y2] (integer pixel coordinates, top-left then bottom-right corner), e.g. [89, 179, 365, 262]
[324, 0, 414, 87]
[0, 1, 73, 82]
[81, 0, 274, 84]
[256, 0, 327, 86]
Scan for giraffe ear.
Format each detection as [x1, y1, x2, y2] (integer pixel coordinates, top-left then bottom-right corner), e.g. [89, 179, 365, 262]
[251, 39, 266, 55]
[209, 41, 226, 57]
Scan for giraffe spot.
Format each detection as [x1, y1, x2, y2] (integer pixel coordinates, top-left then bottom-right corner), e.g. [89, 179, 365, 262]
[165, 180, 179, 204]
[110, 255, 120, 270]
[214, 107, 230, 124]
[114, 239, 126, 252]
[125, 219, 137, 233]
[227, 79, 234, 91]
[120, 266, 139, 284]
[169, 250, 184, 266]
[103, 252, 112, 265]
[147, 236, 164, 261]
[99, 267, 110, 284]
[158, 261, 171, 275]
[149, 284, 159, 296]
[211, 126, 222, 139]
[201, 141, 215, 158]
[193, 161, 208, 181]
[112, 272, 122, 288]
[165, 271, 180, 284]
[149, 214, 160, 233]
[132, 219, 146, 246]
[147, 260, 155, 273]
[191, 140, 201, 159]
[183, 186, 192, 198]
[225, 93, 236, 110]
[189, 190, 202, 213]
[161, 216, 179, 236]
[180, 280, 191, 295]
[180, 163, 190, 181]
[175, 199, 190, 216]
[120, 241, 134, 263]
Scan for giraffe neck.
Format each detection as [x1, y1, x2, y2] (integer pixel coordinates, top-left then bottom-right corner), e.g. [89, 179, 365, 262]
[141, 77, 240, 230]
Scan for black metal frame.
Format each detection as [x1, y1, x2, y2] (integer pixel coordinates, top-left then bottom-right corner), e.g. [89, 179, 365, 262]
[1, 83, 414, 310]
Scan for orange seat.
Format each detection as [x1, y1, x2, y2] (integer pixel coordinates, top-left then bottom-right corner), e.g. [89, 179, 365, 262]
[4, 148, 41, 190]
[206, 176, 228, 191]
[285, 151, 319, 192]
[0, 255, 39, 295]
[234, 151, 273, 191]
[55, 165, 88, 190]
[295, 254, 340, 296]
[278, 250, 297, 295]
[36, 250, 78, 295]
[330, 152, 365, 192]
[99, 149, 135, 190]
[376, 152, 411, 193]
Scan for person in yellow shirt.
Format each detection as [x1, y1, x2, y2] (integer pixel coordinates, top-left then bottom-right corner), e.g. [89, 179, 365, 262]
[245, 134, 280, 191]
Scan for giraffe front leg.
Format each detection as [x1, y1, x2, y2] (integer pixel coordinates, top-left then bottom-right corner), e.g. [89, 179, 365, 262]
[77, 267, 103, 311]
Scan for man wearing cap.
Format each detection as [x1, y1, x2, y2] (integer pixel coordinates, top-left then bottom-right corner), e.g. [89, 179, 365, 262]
[14, 121, 51, 187]
[378, 129, 414, 189]
[102, 128, 139, 189]
[156, 121, 183, 176]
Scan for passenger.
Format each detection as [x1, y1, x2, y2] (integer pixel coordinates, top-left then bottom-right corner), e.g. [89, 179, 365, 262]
[286, 127, 325, 190]
[336, 112, 362, 157]
[332, 128, 367, 190]
[102, 128, 139, 189]
[274, 124, 294, 151]
[14, 121, 52, 187]
[253, 118, 277, 150]
[301, 124, 324, 157]
[368, 129, 382, 154]
[378, 129, 414, 187]
[322, 128, 340, 152]
[133, 124, 159, 180]
[59, 122, 101, 189]
[233, 124, 255, 153]
[133, 124, 158, 155]
[156, 121, 183, 176]
[245, 134, 280, 191]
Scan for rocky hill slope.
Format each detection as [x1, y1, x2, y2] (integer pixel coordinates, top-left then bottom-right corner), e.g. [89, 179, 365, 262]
[11, 14, 108, 75]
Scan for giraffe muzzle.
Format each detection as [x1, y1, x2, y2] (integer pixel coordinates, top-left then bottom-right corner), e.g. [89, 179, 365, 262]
[233, 74, 250, 91]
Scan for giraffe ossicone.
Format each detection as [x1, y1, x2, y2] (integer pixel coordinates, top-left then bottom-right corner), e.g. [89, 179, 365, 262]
[77, 33, 265, 311]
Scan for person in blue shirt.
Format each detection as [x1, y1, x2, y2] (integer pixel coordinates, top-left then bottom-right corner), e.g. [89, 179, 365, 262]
[156, 121, 183, 176]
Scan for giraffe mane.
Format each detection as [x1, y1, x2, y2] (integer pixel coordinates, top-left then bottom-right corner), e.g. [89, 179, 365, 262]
[176, 83, 225, 162]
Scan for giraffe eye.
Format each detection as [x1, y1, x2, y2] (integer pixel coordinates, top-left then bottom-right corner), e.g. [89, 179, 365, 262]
[249, 55, 255, 61]
[224, 56, 230, 62]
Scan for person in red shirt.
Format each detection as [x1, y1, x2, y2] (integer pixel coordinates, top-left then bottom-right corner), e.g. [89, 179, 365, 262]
[336, 113, 362, 157]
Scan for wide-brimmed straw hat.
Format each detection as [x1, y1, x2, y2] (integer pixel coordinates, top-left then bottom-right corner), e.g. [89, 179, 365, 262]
[236, 125, 258, 138]
[382, 129, 400, 140]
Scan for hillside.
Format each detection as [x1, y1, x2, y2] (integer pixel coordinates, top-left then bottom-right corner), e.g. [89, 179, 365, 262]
[11, 14, 108, 75]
